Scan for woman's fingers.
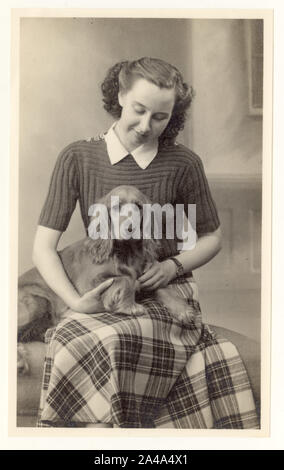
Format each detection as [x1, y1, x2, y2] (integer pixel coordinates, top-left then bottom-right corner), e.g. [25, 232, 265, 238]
[139, 272, 162, 289]
[138, 271, 153, 283]
[147, 280, 164, 291]
[139, 261, 171, 289]
[138, 264, 158, 283]
[92, 278, 114, 296]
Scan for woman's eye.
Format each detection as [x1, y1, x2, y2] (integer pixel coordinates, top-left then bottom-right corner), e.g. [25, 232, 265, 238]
[153, 115, 168, 121]
[134, 107, 145, 114]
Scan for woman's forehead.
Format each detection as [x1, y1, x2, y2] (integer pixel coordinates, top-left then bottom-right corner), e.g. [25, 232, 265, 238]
[126, 78, 175, 111]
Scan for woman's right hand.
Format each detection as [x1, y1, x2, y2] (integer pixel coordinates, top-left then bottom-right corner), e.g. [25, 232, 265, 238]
[70, 278, 114, 314]
[32, 226, 114, 315]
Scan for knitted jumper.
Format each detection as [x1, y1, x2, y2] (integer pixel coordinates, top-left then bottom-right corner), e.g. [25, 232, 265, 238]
[39, 137, 220, 260]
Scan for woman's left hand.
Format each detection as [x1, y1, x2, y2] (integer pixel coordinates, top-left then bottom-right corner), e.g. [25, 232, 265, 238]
[138, 260, 176, 290]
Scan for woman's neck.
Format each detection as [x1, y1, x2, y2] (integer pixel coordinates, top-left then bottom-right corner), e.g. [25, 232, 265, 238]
[114, 121, 136, 153]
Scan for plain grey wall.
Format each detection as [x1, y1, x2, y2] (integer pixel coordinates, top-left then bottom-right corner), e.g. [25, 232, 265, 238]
[19, 18, 262, 276]
[188, 19, 262, 174]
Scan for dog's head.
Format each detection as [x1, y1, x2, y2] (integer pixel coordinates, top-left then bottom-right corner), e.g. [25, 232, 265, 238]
[84, 185, 160, 268]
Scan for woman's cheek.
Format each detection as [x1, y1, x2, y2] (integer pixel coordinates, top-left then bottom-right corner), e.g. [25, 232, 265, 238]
[129, 114, 140, 127]
[155, 121, 169, 136]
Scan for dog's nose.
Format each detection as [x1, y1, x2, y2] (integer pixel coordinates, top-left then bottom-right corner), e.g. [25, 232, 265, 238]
[120, 223, 134, 237]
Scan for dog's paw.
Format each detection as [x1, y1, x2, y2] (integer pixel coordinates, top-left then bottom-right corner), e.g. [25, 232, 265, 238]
[130, 303, 147, 317]
[17, 343, 29, 376]
[116, 302, 146, 317]
[172, 306, 202, 328]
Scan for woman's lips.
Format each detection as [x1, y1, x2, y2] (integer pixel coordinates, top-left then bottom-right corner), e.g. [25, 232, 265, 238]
[133, 130, 149, 142]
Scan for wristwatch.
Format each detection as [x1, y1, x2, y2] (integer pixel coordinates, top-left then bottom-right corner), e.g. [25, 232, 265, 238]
[168, 257, 185, 278]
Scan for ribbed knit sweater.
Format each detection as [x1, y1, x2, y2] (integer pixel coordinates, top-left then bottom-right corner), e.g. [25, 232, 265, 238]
[39, 137, 220, 260]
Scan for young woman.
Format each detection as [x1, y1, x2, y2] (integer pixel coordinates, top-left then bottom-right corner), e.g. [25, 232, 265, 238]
[34, 58, 258, 428]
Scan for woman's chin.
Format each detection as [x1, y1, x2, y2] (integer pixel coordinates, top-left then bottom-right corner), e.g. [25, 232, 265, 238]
[132, 129, 149, 145]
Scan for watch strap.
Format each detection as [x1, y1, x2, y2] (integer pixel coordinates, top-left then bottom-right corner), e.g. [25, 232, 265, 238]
[168, 257, 184, 277]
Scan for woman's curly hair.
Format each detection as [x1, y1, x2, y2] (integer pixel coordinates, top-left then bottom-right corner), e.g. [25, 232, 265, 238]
[101, 57, 195, 147]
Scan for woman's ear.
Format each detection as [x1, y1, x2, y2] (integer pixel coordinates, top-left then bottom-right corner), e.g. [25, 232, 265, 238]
[118, 91, 125, 108]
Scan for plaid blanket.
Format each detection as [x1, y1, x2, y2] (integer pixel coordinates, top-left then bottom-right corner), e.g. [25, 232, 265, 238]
[37, 279, 259, 428]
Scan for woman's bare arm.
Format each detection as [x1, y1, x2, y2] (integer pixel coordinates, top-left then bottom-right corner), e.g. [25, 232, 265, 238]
[174, 226, 222, 272]
[32, 226, 112, 313]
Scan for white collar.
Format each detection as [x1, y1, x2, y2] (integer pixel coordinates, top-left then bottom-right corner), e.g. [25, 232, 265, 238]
[104, 122, 158, 170]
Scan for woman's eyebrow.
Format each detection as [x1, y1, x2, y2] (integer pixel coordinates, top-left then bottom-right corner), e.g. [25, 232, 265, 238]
[133, 101, 146, 108]
[133, 101, 170, 116]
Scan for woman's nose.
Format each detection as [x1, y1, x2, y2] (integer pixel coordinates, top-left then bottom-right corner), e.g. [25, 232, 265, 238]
[139, 115, 151, 134]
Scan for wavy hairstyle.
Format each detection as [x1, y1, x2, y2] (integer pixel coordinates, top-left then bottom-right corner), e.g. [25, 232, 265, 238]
[101, 57, 195, 147]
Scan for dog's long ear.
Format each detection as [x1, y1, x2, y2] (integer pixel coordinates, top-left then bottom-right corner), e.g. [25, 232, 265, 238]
[85, 191, 114, 263]
[142, 238, 160, 264]
[83, 237, 113, 264]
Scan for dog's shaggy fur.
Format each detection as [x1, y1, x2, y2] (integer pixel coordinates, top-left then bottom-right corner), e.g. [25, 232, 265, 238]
[18, 186, 194, 374]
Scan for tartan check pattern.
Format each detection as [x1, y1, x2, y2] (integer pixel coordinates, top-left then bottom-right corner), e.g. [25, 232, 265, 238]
[37, 279, 259, 429]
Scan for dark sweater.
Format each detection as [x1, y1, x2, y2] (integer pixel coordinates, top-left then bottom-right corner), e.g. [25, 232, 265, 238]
[39, 137, 220, 260]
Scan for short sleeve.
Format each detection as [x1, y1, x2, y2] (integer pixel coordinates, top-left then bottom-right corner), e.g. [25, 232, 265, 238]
[38, 144, 79, 231]
[179, 154, 220, 236]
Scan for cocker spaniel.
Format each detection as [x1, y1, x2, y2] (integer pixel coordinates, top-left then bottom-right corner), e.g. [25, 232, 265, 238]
[18, 185, 195, 375]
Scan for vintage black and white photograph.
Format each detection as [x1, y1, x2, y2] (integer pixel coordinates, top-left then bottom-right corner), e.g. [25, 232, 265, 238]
[12, 10, 272, 433]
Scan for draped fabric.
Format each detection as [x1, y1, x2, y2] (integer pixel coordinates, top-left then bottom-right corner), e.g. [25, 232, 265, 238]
[37, 279, 259, 429]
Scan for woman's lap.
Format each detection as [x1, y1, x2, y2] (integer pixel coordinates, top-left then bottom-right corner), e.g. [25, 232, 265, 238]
[37, 279, 259, 429]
